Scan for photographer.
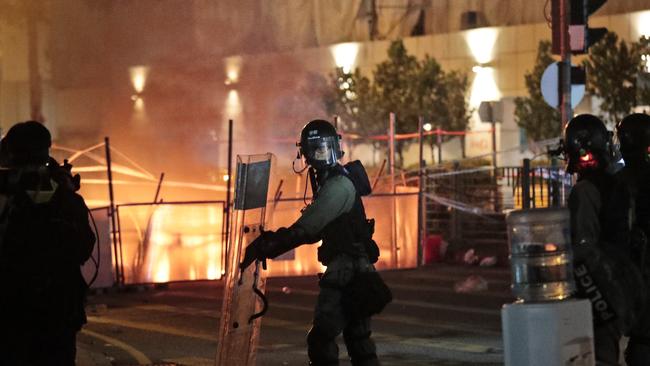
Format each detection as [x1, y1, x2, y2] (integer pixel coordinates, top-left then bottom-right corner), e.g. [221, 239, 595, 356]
[0, 121, 95, 366]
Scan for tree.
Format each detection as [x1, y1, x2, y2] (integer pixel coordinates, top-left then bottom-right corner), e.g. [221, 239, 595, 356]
[632, 36, 650, 107]
[584, 32, 643, 125]
[514, 41, 561, 140]
[324, 68, 383, 137]
[373, 41, 422, 165]
[325, 40, 471, 166]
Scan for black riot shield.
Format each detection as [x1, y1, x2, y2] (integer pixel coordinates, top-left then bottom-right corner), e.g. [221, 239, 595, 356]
[215, 153, 274, 366]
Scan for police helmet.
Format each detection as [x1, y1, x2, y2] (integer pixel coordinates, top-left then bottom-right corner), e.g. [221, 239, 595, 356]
[298, 119, 343, 170]
[2, 121, 52, 167]
[563, 114, 616, 174]
[617, 113, 650, 169]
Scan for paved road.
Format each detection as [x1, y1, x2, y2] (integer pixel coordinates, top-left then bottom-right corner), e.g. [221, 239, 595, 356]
[79, 264, 513, 365]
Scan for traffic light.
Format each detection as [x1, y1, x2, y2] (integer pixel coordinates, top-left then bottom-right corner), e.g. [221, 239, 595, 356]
[552, 0, 607, 54]
[570, 0, 607, 53]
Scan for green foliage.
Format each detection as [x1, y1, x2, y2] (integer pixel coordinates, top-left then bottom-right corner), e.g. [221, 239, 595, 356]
[324, 40, 471, 166]
[584, 32, 643, 125]
[514, 41, 561, 140]
[634, 36, 650, 107]
[324, 68, 383, 137]
[374, 41, 421, 137]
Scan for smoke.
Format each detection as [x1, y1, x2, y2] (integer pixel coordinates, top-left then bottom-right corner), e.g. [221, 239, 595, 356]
[4, 1, 395, 205]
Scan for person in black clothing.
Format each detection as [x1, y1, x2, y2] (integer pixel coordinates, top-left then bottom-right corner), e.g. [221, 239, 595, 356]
[617, 113, 650, 365]
[0, 121, 95, 366]
[240, 120, 387, 366]
[564, 114, 644, 365]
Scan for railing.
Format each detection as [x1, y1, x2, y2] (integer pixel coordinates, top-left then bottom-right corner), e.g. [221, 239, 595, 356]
[421, 162, 573, 264]
[86, 191, 420, 287]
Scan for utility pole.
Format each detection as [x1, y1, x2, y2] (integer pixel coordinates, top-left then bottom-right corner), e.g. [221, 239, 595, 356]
[365, 0, 378, 40]
[559, 0, 572, 126]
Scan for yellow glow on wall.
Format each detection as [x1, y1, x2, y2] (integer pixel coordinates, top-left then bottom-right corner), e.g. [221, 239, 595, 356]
[634, 11, 650, 38]
[465, 28, 499, 64]
[129, 66, 149, 93]
[331, 42, 360, 73]
[133, 96, 145, 111]
[470, 66, 501, 107]
[224, 56, 242, 85]
[226, 89, 242, 119]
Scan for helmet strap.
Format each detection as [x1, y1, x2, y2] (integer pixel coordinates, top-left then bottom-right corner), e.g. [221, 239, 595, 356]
[308, 167, 318, 198]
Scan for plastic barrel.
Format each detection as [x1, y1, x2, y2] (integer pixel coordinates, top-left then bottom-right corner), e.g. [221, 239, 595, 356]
[506, 208, 575, 302]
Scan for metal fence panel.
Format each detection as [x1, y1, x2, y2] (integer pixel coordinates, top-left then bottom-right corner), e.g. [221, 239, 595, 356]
[116, 202, 226, 284]
[83, 207, 114, 288]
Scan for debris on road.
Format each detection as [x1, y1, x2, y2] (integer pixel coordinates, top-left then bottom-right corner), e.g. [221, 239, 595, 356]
[454, 275, 488, 293]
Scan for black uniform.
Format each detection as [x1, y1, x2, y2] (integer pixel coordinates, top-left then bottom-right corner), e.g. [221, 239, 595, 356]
[302, 165, 379, 366]
[241, 120, 388, 366]
[617, 113, 650, 365]
[564, 114, 644, 365]
[569, 172, 643, 365]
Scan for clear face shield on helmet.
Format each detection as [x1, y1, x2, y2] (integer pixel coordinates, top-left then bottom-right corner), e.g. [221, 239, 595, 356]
[303, 136, 340, 169]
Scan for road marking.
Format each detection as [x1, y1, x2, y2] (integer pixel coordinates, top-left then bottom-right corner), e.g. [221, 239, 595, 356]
[130, 303, 220, 318]
[87, 316, 218, 342]
[146, 291, 501, 332]
[268, 302, 500, 335]
[377, 334, 501, 354]
[388, 282, 512, 298]
[400, 271, 511, 285]
[87, 308, 500, 357]
[163, 356, 213, 366]
[265, 287, 501, 316]
[81, 328, 151, 365]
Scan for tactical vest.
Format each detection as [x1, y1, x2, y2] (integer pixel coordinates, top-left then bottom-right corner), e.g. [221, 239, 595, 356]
[316, 165, 375, 265]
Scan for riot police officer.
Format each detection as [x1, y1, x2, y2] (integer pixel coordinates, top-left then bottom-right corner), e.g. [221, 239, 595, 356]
[0, 121, 95, 366]
[617, 113, 650, 365]
[564, 114, 644, 365]
[240, 119, 385, 366]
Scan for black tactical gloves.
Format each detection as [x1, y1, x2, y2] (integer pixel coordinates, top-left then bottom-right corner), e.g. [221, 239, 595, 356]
[239, 227, 308, 270]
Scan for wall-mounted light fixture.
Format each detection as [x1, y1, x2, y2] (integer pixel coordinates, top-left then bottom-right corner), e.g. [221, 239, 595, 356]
[331, 42, 360, 73]
[465, 27, 501, 107]
[466, 27, 499, 64]
[634, 11, 650, 38]
[224, 56, 242, 86]
[225, 89, 242, 119]
[470, 66, 501, 107]
[129, 65, 149, 111]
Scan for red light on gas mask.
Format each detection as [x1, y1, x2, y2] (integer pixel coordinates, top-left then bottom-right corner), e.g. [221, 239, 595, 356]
[578, 151, 598, 169]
